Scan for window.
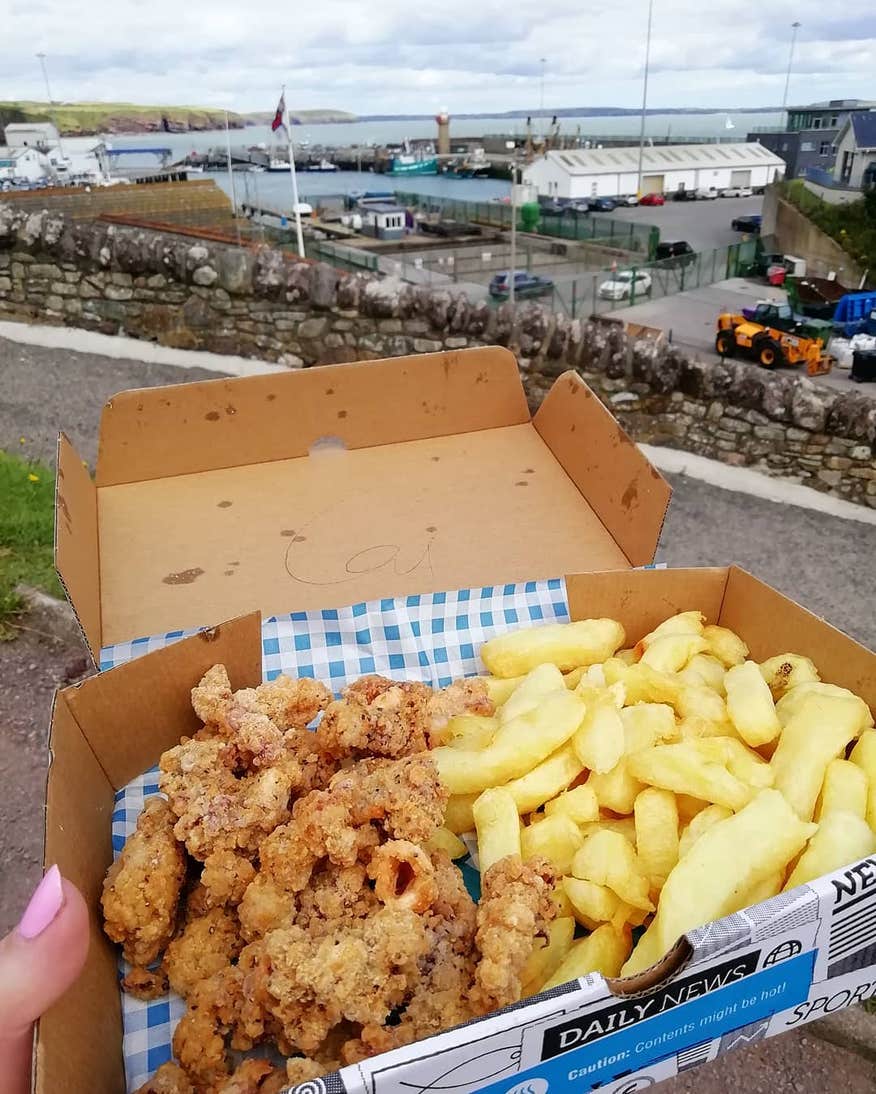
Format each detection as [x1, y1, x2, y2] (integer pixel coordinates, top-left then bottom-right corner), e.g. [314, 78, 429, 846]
[831, 115, 838, 127]
[820, 141, 832, 156]
[813, 118, 822, 129]
[800, 142, 815, 152]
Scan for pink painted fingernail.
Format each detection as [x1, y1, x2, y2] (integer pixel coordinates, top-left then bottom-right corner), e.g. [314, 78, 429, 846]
[18, 865, 64, 940]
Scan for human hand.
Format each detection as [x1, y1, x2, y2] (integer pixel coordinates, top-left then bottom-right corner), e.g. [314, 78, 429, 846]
[0, 866, 89, 1094]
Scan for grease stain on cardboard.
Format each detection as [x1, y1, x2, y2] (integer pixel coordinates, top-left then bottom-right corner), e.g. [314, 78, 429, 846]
[162, 567, 205, 586]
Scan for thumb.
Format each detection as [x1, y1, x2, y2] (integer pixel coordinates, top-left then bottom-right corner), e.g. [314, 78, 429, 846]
[0, 866, 89, 1094]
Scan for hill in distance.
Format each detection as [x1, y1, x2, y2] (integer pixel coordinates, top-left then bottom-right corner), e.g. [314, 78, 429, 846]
[0, 101, 357, 136]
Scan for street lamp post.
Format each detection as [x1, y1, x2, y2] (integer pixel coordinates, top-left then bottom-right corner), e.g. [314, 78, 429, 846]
[35, 52, 66, 165]
[509, 159, 518, 307]
[635, 0, 654, 199]
[781, 21, 802, 118]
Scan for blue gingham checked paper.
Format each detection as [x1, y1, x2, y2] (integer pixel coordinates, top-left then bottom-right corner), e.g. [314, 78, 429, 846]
[107, 578, 572, 1091]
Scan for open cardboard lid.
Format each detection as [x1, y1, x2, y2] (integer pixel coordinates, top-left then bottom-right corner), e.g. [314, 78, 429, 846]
[55, 347, 671, 658]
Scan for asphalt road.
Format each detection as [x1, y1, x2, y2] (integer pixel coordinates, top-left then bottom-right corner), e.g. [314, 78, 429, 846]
[2, 332, 876, 1093]
[606, 194, 765, 254]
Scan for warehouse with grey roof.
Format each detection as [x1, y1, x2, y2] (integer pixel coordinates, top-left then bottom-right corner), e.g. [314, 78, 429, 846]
[521, 142, 786, 201]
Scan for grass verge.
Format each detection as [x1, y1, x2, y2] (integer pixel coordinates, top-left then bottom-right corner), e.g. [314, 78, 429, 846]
[0, 450, 63, 636]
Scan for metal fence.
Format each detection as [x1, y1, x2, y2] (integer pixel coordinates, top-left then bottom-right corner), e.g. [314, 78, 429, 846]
[394, 190, 657, 255]
[545, 238, 759, 319]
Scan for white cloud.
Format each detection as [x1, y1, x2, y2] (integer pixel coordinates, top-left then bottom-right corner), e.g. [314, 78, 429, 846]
[2, 0, 874, 114]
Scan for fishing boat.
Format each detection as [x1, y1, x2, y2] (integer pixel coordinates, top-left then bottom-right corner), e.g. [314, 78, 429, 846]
[267, 157, 291, 172]
[388, 153, 438, 176]
[388, 139, 438, 176]
[305, 158, 339, 172]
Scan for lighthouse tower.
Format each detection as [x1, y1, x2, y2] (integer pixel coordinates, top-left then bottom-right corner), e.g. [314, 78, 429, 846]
[435, 109, 450, 156]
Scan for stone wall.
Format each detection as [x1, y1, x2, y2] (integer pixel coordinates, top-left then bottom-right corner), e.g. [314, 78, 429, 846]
[1, 204, 875, 507]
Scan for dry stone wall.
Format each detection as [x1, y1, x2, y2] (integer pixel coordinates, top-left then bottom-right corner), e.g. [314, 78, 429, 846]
[1, 204, 875, 507]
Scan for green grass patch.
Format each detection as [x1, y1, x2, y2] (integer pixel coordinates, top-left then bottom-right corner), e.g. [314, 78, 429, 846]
[0, 450, 63, 634]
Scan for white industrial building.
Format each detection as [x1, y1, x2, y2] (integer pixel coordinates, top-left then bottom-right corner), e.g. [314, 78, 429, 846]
[522, 142, 785, 200]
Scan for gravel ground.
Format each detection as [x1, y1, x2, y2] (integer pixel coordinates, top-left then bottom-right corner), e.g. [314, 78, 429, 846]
[1, 331, 875, 1091]
[0, 336, 221, 469]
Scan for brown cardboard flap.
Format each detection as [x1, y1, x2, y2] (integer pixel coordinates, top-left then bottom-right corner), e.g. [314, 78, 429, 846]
[566, 568, 729, 638]
[95, 348, 530, 487]
[534, 373, 671, 567]
[65, 613, 263, 788]
[721, 567, 876, 711]
[96, 426, 631, 645]
[55, 434, 101, 657]
[38, 694, 122, 1094]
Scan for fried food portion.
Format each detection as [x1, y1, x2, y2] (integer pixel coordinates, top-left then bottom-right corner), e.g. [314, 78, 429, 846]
[471, 855, 556, 1014]
[248, 675, 332, 731]
[212, 1059, 288, 1094]
[133, 1061, 194, 1094]
[164, 907, 243, 999]
[368, 840, 439, 913]
[159, 738, 293, 860]
[102, 796, 186, 967]
[172, 967, 242, 1089]
[191, 665, 235, 727]
[293, 754, 449, 868]
[121, 965, 169, 1001]
[341, 850, 480, 1061]
[201, 850, 257, 909]
[317, 675, 494, 760]
[192, 666, 330, 735]
[239, 858, 382, 941]
[263, 907, 430, 1054]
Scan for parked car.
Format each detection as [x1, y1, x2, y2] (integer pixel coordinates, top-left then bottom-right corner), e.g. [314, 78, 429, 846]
[566, 201, 591, 215]
[639, 192, 665, 206]
[598, 269, 654, 301]
[655, 240, 696, 267]
[488, 270, 555, 300]
[588, 197, 617, 212]
[621, 194, 639, 206]
[539, 199, 565, 215]
[695, 187, 719, 200]
[720, 186, 754, 198]
[731, 214, 762, 233]
[671, 189, 697, 202]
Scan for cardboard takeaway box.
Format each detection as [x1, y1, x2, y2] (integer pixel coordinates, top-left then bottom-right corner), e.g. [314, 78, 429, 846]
[43, 348, 876, 1094]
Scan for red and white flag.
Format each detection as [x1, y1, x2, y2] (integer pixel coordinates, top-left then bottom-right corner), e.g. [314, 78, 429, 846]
[271, 92, 286, 133]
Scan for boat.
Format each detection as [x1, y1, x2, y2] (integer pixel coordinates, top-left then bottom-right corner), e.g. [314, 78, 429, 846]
[388, 153, 438, 176]
[388, 139, 438, 176]
[448, 147, 491, 179]
[267, 157, 291, 172]
[305, 158, 339, 173]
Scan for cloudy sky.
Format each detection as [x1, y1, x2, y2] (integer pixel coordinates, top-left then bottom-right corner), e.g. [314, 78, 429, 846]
[3, 0, 875, 115]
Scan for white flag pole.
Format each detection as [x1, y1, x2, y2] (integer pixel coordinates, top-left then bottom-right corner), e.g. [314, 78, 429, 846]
[224, 110, 237, 216]
[283, 87, 305, 258]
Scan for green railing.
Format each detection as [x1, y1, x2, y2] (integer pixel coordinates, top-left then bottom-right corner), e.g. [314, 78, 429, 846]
[549, 239, 759, 319]
[309, 239, 379, 274]
[394, 191, 657, 254]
